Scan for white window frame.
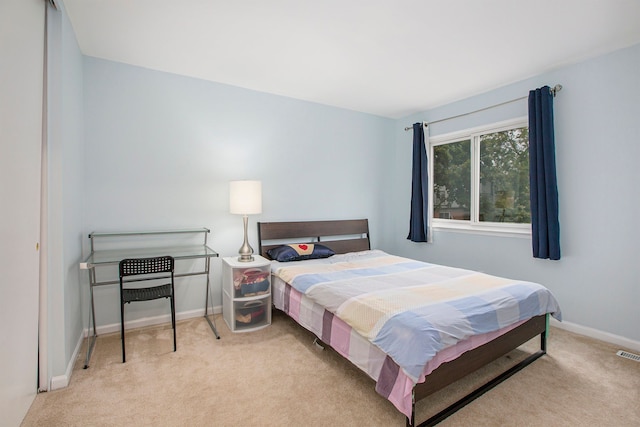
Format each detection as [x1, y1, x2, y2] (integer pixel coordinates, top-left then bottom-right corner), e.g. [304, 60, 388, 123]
[429, 117, 531, 238]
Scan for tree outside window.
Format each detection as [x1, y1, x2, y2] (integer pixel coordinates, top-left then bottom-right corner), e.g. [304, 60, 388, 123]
[433, 139, 470, 220]
[432, 121, 530, 231]
[479, 127, 529, 223]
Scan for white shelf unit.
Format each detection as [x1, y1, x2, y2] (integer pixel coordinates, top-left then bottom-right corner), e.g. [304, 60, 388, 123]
[222, 255, 271, 332]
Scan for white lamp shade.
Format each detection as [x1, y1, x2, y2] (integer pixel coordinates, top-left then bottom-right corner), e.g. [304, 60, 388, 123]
[229, 180, 262, 215]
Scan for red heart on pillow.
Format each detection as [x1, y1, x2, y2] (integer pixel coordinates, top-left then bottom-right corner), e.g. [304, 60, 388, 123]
[298, 244, 308, 250]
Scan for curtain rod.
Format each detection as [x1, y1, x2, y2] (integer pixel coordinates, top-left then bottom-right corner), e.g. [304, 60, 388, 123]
[404, 84, 562, 131]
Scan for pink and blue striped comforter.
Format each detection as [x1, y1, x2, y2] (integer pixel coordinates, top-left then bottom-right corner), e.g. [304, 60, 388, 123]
[272, 250, 562, 384]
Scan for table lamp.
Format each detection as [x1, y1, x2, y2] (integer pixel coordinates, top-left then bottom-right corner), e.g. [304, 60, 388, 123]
[229, 180, 262, 262]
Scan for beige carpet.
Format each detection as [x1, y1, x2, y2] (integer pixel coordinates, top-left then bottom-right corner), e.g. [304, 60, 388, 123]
[22, 310, 640, 426]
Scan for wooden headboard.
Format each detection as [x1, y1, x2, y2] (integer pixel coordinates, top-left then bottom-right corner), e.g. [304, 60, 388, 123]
[257, 219, 370, 259]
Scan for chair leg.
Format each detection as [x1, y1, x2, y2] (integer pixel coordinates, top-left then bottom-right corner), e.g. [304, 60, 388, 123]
[121, 300, 126, 363]
[170, 295, 176, 352]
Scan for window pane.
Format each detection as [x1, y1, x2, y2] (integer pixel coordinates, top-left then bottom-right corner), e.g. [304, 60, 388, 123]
[479, 127, 530, 223]
[433, 140, 471, 220]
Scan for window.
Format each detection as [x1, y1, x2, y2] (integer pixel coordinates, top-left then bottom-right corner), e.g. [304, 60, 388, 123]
[431, 119, 530, 235]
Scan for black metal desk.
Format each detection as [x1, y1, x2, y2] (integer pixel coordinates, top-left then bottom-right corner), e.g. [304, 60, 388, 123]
[80, 228, 219, 368]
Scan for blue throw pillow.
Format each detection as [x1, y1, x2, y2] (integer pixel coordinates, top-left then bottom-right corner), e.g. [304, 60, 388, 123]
[267, 243, 335, 262]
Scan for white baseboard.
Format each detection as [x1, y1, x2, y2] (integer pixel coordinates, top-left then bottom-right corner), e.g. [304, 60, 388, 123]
[50, 327, 84, 391]
[83, 305, 222, 337]
[550, 318, 640, 353]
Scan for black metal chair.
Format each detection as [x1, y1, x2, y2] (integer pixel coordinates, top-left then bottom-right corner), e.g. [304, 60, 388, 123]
[119, 256, 176, 363]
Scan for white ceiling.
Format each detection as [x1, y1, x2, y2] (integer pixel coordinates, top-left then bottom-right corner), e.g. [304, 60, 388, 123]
[63, 0, 640, 119]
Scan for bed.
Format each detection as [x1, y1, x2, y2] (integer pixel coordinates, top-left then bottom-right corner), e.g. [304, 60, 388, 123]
[257, 219, 561, 426]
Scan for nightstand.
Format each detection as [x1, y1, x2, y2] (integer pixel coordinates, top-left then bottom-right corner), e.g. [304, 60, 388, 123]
[222, 255, 271, 332]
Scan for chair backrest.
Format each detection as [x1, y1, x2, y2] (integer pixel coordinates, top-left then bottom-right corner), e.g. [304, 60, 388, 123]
[119, 256, 174, 277]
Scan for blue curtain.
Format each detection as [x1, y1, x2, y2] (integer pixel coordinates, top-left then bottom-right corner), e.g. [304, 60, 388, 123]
[528, 86, 560, 260]
[407, 122, 429, 242]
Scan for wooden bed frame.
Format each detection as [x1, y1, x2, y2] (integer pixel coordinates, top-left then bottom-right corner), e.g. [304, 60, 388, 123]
[258, 219, 547, 426]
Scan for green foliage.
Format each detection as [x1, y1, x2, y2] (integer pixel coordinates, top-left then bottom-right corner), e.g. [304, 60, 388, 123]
[433, 140, 471, 218]
[433, 127, 530, 224]
[479, 127, 530, 223]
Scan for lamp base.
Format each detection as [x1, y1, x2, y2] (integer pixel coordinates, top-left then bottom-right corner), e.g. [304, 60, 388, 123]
[237, 254, 255, 263]
[237, 214, 255, 262]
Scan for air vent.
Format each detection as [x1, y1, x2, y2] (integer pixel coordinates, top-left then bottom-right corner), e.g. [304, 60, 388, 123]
[616, 350, 640, 362]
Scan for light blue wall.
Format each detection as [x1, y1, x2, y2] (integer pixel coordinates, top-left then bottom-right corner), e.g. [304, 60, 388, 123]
[82, 57, 394, 327]
[385, 43, 640, 343]
[46, 2, 84, 385]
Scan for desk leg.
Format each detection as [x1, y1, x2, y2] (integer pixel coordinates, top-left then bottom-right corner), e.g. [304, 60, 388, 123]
[204, 256, 220, 339]
[84, 268, 98, 368]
